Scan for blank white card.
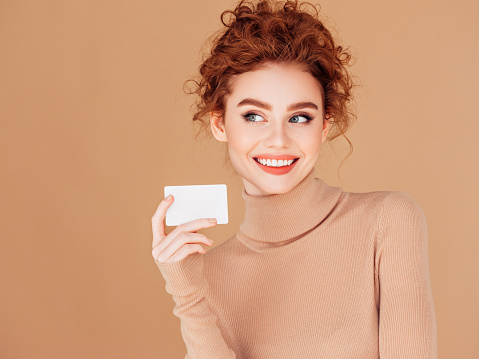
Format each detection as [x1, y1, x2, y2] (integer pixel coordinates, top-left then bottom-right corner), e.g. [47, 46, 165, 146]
[164, 184, 228, 226]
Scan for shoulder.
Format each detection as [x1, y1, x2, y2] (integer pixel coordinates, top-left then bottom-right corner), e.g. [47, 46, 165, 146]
[343, 189, 425, 219]
[339, 189, 427, 240]
[337, 189, 395, 221]
[378, 191, 427, 228]
[374, 191, 429, 252]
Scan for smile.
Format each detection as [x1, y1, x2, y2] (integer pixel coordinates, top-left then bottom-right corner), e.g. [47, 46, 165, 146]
[252, 155, 300, 175]
[254, 157, 299, 167]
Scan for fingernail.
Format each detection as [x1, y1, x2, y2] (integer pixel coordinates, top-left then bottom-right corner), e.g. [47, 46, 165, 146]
[165, 194, 172, 201]
[208, 218, 217, 223]
[208, 238, 214, 243]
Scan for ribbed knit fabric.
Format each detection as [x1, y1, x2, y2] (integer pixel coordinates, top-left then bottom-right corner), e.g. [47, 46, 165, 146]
[156, 169, 437, 358]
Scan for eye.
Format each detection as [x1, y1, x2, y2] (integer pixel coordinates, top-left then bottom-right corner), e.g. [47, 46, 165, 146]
[242, 113, 265, 123]
[289, 114, 312, 123]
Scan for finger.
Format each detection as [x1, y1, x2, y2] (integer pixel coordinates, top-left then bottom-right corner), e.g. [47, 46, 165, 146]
[165, 243, 206, 264]
[155, 232, 213, 262]
[169, 217, 217, 239]
[158, 217, 216, 252]
[151, 195, 174, 246]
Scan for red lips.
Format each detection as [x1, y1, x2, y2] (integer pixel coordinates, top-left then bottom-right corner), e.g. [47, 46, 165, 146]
[252, 154, 300, 175]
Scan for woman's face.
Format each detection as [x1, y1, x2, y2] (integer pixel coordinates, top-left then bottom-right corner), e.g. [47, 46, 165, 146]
[210, 62, 329, 196]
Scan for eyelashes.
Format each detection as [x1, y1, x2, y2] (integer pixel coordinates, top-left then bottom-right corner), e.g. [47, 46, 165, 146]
[242, 113, 264, 123]
[290, 113, 313, 123]
[242, 112, 313, 124]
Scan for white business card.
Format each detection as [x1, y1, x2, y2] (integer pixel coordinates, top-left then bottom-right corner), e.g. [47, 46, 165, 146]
[164, 184, 228, 226]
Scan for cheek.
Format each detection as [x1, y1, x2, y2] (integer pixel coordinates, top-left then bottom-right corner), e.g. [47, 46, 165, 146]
[225, 124, 257, 155]
[297, 131, 324, 153]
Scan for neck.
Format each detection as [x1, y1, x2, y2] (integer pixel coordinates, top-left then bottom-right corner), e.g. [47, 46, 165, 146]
[237, 168, 343, 251]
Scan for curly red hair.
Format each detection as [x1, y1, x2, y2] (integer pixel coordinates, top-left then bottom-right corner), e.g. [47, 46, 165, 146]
[186, 0, 355, 159]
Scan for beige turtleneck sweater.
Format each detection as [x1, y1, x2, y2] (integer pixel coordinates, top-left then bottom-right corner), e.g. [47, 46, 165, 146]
[156, 169, 437, 358]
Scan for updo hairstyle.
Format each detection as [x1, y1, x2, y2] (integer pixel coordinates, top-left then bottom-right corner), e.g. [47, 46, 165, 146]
[186, 0, 356, 160]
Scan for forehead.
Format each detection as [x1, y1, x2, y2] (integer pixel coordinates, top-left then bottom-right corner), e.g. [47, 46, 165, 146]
[225, 62, 324, 107]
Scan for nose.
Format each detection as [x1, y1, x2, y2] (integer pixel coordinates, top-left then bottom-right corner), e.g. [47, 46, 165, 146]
[263, 121, 292, 149]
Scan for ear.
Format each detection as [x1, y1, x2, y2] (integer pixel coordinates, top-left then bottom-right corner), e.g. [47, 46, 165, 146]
[321, 117, 331, 142]
[210, 111, 228, 142]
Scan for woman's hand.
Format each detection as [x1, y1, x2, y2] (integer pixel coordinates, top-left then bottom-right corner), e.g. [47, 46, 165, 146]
[151, 194, 216, 264]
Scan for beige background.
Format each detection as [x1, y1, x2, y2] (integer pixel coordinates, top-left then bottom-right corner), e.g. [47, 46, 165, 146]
[0, 0, 478, 358]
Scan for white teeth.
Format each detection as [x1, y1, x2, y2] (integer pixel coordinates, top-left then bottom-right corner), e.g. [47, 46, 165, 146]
[255, 158, 296, 167]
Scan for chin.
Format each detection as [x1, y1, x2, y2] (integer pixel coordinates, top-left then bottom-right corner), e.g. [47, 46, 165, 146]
[236, 161, 307, 196]
[249, 179, 297, 196]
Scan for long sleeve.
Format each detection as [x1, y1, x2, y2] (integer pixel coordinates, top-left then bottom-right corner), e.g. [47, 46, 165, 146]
[156, 253, 236, 359]
[376, 192, 437, 358]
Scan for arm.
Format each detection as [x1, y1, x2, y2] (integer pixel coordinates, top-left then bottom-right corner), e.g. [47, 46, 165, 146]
[156, 253, 236, 359]
[376, 192, 437, 358]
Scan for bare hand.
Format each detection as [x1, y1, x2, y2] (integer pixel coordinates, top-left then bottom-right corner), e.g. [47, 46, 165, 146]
[151, 195, 217, 264]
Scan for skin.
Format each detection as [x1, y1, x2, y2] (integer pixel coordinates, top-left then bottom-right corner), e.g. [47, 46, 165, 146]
[211, 62, 330, 196]
[151, 194, 215, 264]
[152, 61, 329, 263]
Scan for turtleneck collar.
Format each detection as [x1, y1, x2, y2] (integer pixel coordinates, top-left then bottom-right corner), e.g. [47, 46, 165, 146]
[237, 168, 343, 251]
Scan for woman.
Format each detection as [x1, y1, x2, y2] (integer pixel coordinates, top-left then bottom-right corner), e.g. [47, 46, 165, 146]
[152, 0, 437, 357]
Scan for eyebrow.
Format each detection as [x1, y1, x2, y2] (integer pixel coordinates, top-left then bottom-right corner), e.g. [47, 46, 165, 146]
[237, 98, 319, 111]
